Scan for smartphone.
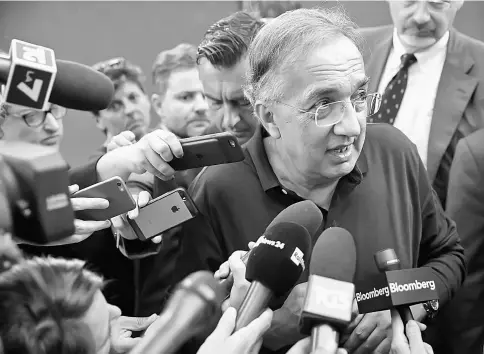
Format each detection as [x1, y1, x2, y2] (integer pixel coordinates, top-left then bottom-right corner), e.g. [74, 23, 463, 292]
[72, 176, 136, 221]
[169, 132, 244, 171]
[128, 188, 198, 241]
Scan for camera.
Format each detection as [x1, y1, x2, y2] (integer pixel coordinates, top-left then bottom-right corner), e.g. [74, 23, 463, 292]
[0, 141, 75, 244]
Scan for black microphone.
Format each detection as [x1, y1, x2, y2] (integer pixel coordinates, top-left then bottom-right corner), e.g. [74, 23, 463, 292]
[219, 200, 323, 296]
[374, 248, 414, 324]
[299, 227, 357, 354]
[129, 271, 225, 354]
[0, 39, 114, 111]
[235, 221, 312, 331]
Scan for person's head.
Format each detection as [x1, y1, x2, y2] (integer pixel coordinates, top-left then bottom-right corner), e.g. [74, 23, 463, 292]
[0, 253, 121, 354]
[151, 43, 209, 138]
[197, 11, 265, 145]
[92, 58, 151, 141]
[0, 100, 66, 150]
[245, 8, 381, 187]
[387, 0, 464, 52]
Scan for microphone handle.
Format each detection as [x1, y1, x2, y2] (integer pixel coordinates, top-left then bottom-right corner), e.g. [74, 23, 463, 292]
[396, 305, 414, 324]
[311, 323, 340, 354]
[235, 281, 273, 331]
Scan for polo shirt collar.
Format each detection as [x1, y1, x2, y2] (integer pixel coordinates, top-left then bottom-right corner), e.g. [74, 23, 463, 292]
[246, 124, 368, 193]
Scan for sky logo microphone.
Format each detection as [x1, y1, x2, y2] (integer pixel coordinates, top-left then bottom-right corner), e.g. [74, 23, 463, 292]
[2, 39, 57, 110]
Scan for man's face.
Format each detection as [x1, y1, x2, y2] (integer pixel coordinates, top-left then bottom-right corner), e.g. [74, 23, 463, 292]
[388, 0, 463, 51]
[152, 68, 210, 138]
[96, 81, 151, 140]
[1, 103, 64, 149]
[81, 291, 121, 354]
[265, 36, 368, 183]
[198, 57, 258, 145]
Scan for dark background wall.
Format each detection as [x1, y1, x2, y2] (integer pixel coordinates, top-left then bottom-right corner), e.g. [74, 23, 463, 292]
[1, 1, 482, 167]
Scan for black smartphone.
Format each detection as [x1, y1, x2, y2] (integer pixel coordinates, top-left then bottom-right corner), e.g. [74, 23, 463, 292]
[128, 188, 198, 241]
[169, 132, 244, 171]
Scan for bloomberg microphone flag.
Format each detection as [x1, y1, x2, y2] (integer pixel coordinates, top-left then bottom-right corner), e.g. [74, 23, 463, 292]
[2, 39, 57, 111]
[355, 267, 438, 314]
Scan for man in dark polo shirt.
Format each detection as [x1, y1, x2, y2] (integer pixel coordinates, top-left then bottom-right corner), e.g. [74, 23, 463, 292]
[173, 7, 466, 354]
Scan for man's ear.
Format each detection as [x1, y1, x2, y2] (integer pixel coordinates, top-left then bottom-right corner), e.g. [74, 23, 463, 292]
[254, 100, 281, 139]
[151, 94, 163, 120]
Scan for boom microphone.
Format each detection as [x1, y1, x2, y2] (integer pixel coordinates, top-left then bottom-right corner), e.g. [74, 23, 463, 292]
[235, 221, 312, 331]
[299, 227, 357, 354]
[374, 248, 414, 324]
[219, 200, 323, 295]
[0, 39, 114, 111]
[130, 271, 225, 354]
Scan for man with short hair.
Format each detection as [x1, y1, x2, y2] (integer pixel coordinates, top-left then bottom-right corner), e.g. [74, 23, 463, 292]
[91, 57, 152, 146]
[173, 8, 465, 354]
[197, 11, 264, 145]
[362, 0, 484, 207]
[151, 43, 210, 139]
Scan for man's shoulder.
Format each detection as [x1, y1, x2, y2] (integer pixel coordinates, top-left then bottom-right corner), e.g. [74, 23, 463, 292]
[453, 29, 484, 54]
[365, 123, 419, 160]
[189, 157, 259, 197]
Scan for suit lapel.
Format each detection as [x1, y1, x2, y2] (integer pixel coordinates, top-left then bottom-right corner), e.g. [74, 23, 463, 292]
[365, 30, 393, 93]
[427, 30, 478, 182]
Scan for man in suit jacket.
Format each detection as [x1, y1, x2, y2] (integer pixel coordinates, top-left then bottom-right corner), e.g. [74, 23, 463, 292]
[427, 129, 484, 354]
[361, 0, 484, 207]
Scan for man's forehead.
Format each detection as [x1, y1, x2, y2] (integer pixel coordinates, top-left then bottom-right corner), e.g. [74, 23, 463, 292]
[167, 68, 203, 92]
[113, 81, 143, 100]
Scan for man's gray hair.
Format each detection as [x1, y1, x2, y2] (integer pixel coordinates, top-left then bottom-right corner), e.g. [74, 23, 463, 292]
[244, 7, 364, 105]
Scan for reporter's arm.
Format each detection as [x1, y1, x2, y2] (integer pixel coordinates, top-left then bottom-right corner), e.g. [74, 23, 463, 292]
[197, 307, 273, 354]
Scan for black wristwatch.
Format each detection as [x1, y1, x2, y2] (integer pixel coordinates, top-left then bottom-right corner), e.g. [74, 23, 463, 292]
[423, 299, 439, 320]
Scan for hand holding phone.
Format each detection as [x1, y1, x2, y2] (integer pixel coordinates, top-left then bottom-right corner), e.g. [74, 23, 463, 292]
[128, 188, 198, 241]
[168, 132, 244, 171]
[72, 177, 136, 221]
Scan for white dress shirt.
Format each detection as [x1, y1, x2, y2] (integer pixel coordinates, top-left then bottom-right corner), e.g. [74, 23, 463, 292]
[377, 29, 449, 168]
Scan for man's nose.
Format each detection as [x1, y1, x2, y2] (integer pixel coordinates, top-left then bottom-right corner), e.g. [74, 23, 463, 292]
[413, 2, 431, 25]
[332, 101, 361, 138]
[221, 104, 241, 131]
[43, 113, 61, 132]
[194, 94, 209, 115]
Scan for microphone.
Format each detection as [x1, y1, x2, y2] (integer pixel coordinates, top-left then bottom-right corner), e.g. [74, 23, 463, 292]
[0, 39, 114, 111]
[219, 200, 323, 295]
[374, 248, 414, 324]
[235, 221, 312, 331]
[129, 271, 225, 354]
[299, 227, 357, 354]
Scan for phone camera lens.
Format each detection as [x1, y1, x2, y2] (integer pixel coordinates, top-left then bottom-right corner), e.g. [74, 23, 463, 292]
[117, 182, 122, 187]
[228, 140, 236, 148]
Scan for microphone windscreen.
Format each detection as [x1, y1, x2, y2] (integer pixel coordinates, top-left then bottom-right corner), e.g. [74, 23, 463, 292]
[309, 227, 357, 283]
[50, 60, 114, 111]
[268, 200, 323, 237]
[246, 222, 311, 296]
[374, 248, 400, 271]
[176, 270, 226, 308]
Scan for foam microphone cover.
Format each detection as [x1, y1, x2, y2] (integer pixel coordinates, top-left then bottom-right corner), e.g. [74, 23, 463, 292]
[268, 200, 324, 238]
[50, 60, 115, 111]
[310, 227, 357, 281]
[246, 221, 312, 297]
[299, 227, 357, 335]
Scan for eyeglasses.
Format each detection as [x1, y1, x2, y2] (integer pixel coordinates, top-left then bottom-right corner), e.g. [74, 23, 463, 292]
[403, 0, 451, 11]
[92, 57, 144, 77]
[276, 93, 382, 128]
[6, 105, 67, 128]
